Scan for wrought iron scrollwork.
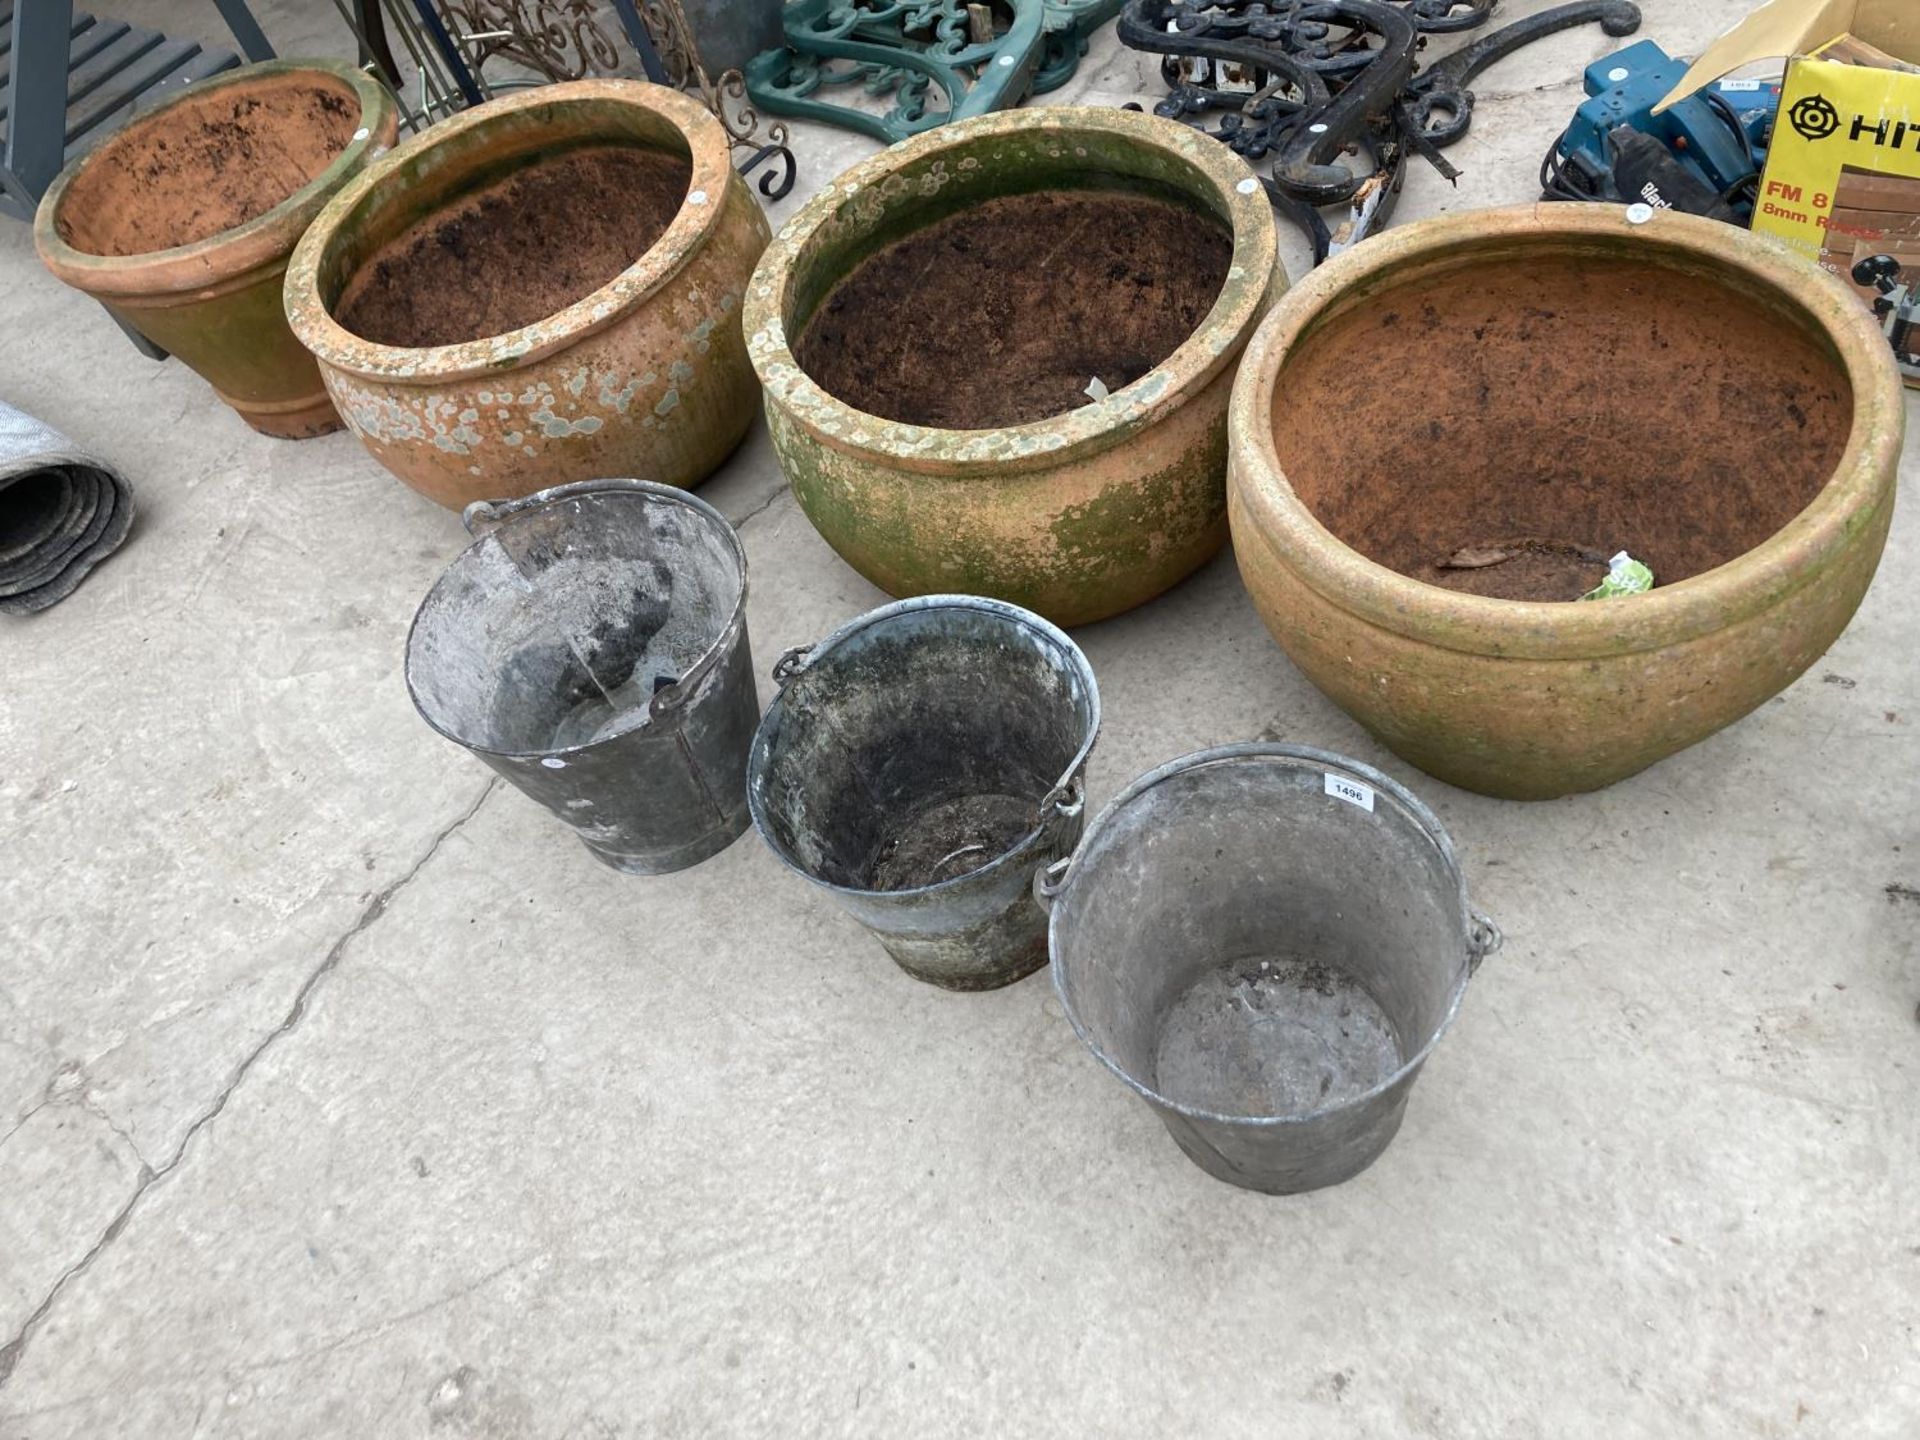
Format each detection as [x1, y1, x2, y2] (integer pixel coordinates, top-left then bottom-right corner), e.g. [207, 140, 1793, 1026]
[440, 0, 621, 81]
[1399, 0, 1642, 147]
[1388, 0, 1495, 34]
[743, 0, 1124, 145]
[613, 0, 799, 199]
[1119, 0, 1642, 263]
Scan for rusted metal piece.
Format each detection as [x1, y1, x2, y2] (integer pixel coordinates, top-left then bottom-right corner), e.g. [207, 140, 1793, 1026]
[1040, 744, 1500, 1194]
[1400, 0, 1643, 149]
[406, 478, 758, 875]
[33, 61, 398, 439]
[744, 106, 1284, 628]
[284, 81, 770, 510]
[1227, 204, 1905, 799]
[611, 0, 799, 199]
[440, 0, 622, 80]
[747, 595, 1099, 991]
[1121, 0, 1643, 264]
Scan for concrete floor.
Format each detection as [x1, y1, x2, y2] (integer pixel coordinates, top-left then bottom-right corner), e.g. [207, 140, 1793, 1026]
[2, 1, 1917, 1435]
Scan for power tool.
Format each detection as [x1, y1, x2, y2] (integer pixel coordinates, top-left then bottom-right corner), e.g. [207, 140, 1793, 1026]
[1852, 254, 1920, 376]
[1541, 39, 1780, 223]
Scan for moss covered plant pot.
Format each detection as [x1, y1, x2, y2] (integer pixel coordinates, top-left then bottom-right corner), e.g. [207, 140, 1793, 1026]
[745, 106, 1284, 628]
[285, 81, 770, 510]
[1228, 203, 1905, 800]
[34, 60, 399, 439]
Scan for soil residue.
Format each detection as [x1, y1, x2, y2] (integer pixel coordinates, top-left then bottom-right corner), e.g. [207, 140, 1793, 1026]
[794, 187, 1232, 429]
[1269, 255, 1853, 602]
[59, 80, 360, 255]
[866, 791, 1036, 892]
[333, 145, 691, 348]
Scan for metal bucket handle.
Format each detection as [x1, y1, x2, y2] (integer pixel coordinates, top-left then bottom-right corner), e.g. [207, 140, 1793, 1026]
[1034, 745, 1505, 980]
[770, 602, 1093, 881]
[775, 643, 1090, 855]
[1035, 771, 1085, 849]
[458, 478, 750, 725]
[1468, 910, 1503, 972]
[461, 478, 675, 536]
[771, 643, 813, 686]
[1034, 854, 1073, 912]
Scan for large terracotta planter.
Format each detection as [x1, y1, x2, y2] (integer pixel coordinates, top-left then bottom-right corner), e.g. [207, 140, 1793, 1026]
[34, 60, 399, 439]
[1229, 204, 1904, 800]
[285, 81, 769, 509]
[745, 106, 1283, 628]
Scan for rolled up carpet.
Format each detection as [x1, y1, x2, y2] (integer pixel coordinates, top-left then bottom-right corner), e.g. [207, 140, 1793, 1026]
[0, 400, 134, 614]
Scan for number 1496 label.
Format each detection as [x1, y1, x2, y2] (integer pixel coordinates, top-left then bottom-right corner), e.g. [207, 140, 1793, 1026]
[1325, 773, 1376, 812]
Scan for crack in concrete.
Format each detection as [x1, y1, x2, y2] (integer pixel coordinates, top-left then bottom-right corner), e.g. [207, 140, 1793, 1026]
[0, 1097, 50, 1155]
[0, 778, 499, 1392]
[76, 1094, 147, 1172]
[730, 484, 790, 531]
[1473, 75, 1585, 104]
[0, 1251, 546, 1422]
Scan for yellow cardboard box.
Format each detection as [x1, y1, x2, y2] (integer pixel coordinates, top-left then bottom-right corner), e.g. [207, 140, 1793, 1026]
[1661, 0, 1920, 383]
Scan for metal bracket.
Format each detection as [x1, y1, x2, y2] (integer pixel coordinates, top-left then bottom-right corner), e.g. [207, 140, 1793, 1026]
[771, 645, 813, 685]
[1032, 854, 1073, 912]
[1118, 0, 1642, 264]
[745, 0, 1122, 144]
[1468, 910, 1504, 972]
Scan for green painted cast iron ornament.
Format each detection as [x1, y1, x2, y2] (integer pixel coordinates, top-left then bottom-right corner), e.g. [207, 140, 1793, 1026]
[744, 0, 1123, 144]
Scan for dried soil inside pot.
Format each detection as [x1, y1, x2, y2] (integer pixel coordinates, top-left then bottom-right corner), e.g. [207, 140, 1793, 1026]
[866, 791, 1036, 891]
[57, 77, 362, 256]
[793, 187, 1232, 429]
[333, 145, 692, 347]
[1270, 253, 1854, 602]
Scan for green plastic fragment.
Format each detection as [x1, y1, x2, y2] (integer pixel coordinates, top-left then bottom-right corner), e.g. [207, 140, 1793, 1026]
[1580, 550, 1655, 601]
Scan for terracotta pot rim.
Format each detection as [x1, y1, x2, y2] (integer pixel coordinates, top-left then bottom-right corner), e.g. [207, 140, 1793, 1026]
[33, 60, 399, 301]
[1228, 202, 1906, 661]
[284, 80, 734, 385]
[743, 104, 1279, 478]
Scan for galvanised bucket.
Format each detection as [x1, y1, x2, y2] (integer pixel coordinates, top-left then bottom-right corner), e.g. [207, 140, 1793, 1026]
[1040, 744, 1501, 1194]
[406, 479, 756, 875]
[747, 595, 1099, 990]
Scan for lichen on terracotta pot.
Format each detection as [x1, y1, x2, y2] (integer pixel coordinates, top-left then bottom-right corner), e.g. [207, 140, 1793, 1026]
[284, 80, 771, 510]
[745, 106, 1284, 628]
[1228, 203, 1905, 801]
[33, 60, 399, 439]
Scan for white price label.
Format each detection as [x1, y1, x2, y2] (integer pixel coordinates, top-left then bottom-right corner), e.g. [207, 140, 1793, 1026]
[1719, 79, 1763, 92]
[1325, 773, 1375, 812]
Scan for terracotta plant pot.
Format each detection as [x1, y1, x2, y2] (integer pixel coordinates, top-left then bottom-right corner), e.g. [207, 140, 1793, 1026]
[1228, 204, 1905, 800]
[285, 81, 770, 510]
[34, 60, 399, 439]
[744, 106, 1283, 628]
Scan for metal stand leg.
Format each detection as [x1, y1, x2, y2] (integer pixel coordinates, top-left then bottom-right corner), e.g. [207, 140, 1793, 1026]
[209, 0, 276, 62]
[4, 0, 75, 200]
[107, 311, 168, 361]
[353, 0, 404, 85]
[408, 0, 484, 105]
[607, 0, 671, 84]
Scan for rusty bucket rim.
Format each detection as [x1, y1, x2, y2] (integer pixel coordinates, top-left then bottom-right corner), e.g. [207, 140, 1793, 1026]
[285, 79, 734, 385]
[1227, 201, 1907, 662]
[403, 477, 749, 761]
[746, 593, 1101, 903]
[1046, 742, 1482, 1131]
[33, 59, 399, 300]
[743, 104, 1279, 477]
